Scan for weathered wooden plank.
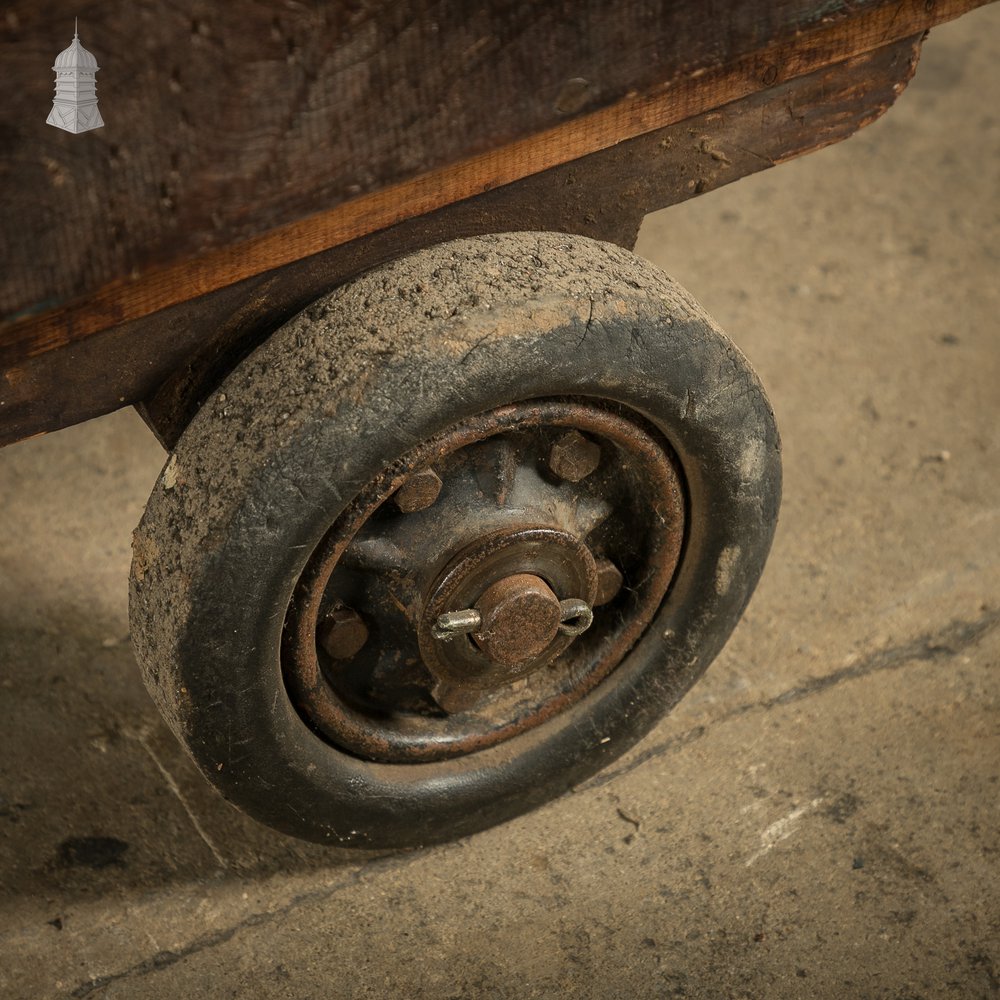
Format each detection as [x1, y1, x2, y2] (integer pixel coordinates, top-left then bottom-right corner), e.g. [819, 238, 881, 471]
[0, 35, 922, 447]
[0, 0, 987, 356]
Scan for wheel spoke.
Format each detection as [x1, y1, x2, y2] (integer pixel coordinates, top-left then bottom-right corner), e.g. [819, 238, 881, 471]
[340, 534, 410, 574]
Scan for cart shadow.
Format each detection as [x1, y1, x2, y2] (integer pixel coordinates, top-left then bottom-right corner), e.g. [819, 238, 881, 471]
[0, 607, 381, 902]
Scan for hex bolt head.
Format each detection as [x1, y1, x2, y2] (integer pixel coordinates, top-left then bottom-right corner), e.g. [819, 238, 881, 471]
[394, 467, 443, 512]
[319, 606, 369, 660]
[593, 557, 624, 606]
[548, 430, 601, 483]
[472, 573, 562, 669]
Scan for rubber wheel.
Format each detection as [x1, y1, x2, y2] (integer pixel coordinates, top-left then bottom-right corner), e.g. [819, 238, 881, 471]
[129, 232, 780, 847]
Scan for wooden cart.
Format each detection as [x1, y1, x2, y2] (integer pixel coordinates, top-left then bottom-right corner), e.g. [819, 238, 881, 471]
[0, 0, 989, 846]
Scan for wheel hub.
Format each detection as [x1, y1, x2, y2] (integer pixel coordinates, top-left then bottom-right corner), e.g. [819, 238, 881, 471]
[282, 399, 686, 763]
[418, 526, 598, 711]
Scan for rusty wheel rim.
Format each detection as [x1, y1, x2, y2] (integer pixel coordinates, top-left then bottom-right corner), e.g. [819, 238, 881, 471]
[282, 399, 686, 763]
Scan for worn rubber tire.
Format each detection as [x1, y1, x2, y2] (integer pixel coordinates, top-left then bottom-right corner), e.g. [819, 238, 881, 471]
[129, 232, 781, 847]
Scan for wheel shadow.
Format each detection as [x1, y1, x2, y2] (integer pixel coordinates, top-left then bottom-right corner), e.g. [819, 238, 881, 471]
[0, 605, 380, 903]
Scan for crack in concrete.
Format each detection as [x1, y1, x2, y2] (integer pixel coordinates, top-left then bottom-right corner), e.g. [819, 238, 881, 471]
[131, 727, 229, 872]
[68, 607, 998, 997]
[69, 848, 431, 998]
[581, 607, 1000, 792]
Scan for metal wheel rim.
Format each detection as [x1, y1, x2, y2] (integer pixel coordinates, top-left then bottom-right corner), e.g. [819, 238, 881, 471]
[282, 398, 687, 763]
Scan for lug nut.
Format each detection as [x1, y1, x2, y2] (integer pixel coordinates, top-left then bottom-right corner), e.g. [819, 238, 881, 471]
[548, 430, 601, 483]
[393, 467, 443, 512]
[430, 680, 482, 715]
[319, 606, 369, 660]
[593, 557, 624, 606]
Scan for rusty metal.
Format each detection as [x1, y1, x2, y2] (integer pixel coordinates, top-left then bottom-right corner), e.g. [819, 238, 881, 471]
[393, 467, 443, 512]
[417, 526, 598, 697]
[282, 398, 686, 763]
[593, 557, 624, 607]
[434, 579, 595, 651]
[480, 574, 564, 663]
[318, 606, 369, 660]
[548, 429, 602, 482]
[471, 573, 563, 668]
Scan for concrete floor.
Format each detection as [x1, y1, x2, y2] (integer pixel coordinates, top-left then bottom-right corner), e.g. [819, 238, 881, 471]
[1, 8, 998, 998]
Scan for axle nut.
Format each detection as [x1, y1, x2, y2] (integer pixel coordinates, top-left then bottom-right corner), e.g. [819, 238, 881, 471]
[472, 573, 562, 669]
[548, 430, 601, 483]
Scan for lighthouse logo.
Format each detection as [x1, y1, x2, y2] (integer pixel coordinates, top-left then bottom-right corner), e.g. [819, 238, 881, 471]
[47, 19, 104, 134]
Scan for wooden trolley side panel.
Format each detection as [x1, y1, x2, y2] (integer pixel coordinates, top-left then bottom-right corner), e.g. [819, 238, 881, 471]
[0, 0, 989, 447]
[1, 36, 922, 448]
[1, 1, 987, 329]
[0, 1, 935, 317]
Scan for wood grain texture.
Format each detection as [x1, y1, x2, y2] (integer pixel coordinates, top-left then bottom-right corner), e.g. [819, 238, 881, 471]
[4, 0, 857, 320]
[0, 35, 922, 447]
[0, 0, 987, 359]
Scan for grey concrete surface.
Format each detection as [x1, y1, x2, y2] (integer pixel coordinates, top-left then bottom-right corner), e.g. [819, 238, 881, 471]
[1, 8, 998, 998]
